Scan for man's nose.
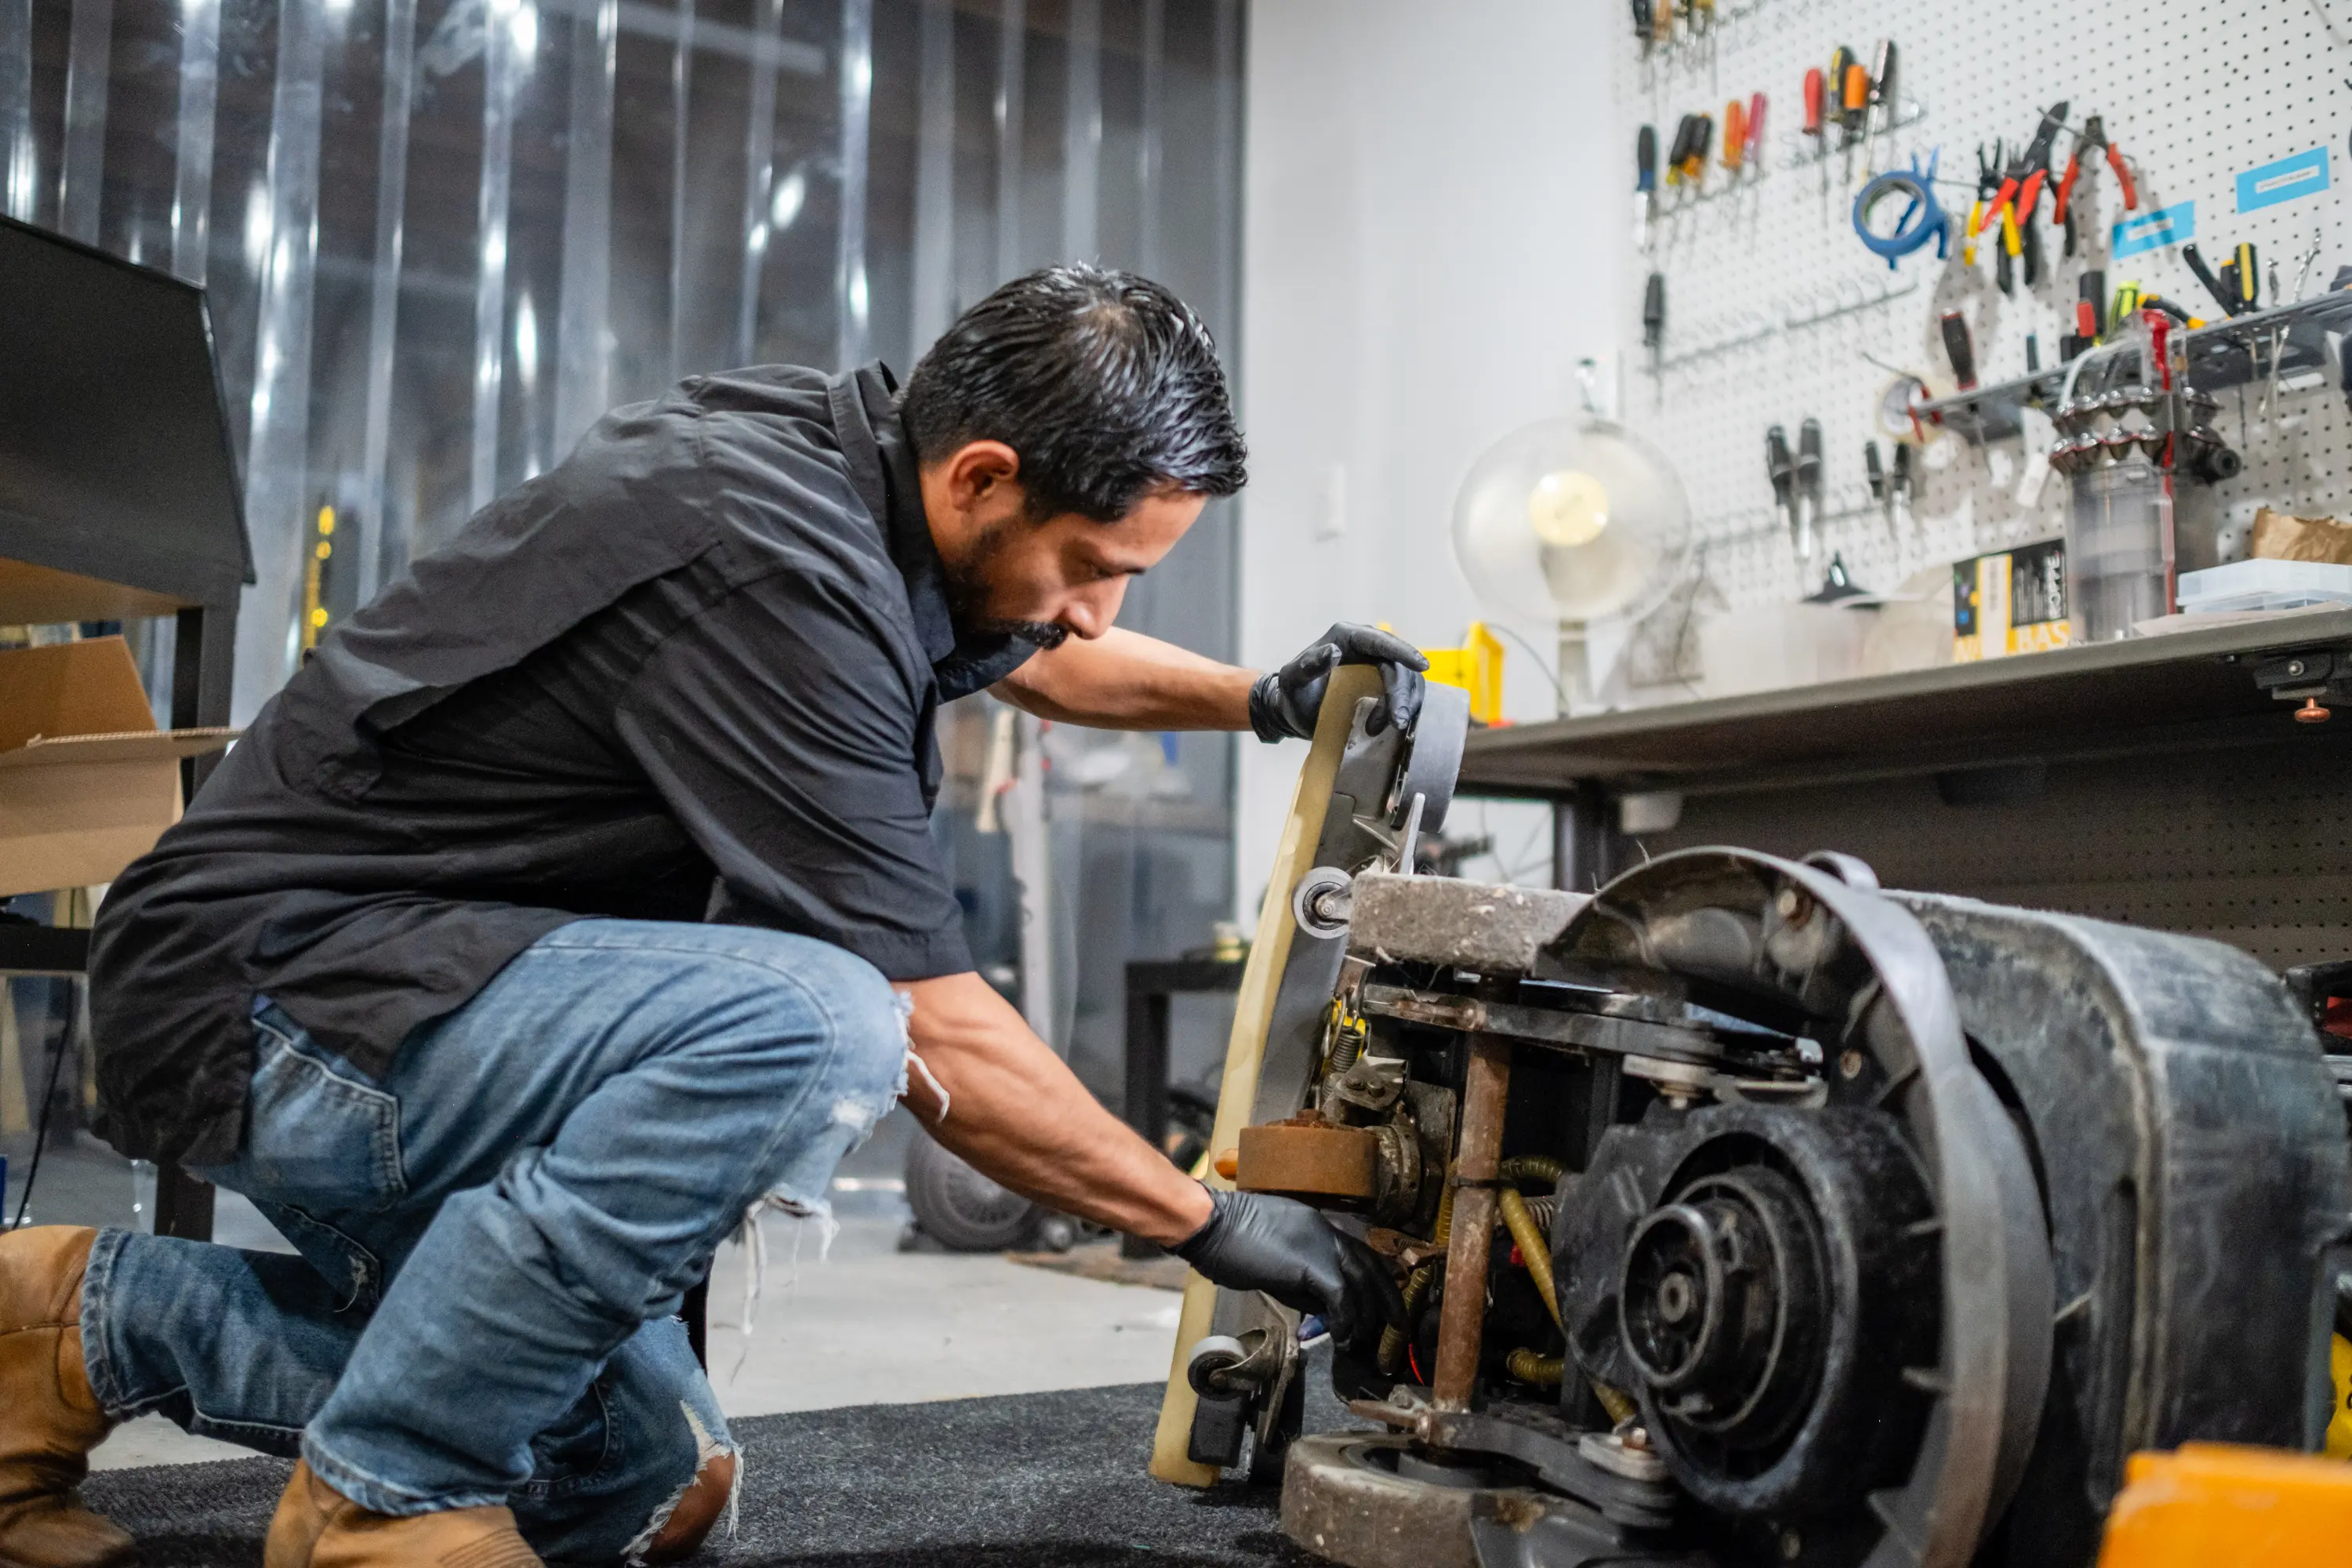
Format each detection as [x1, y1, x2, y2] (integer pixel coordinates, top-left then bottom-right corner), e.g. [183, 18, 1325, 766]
[1060, 579, 1128, 641]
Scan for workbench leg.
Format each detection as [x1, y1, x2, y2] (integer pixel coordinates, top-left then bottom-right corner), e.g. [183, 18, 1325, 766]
[1552, 790, 1614, 895]
[152, 1166, 215, 1242]
[1122, 981, 1171, 1261]
[151, 601, 238, 1246]
[682, 1278, 709, 1370]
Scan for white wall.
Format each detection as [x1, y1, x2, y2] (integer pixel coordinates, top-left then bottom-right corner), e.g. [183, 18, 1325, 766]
[1235, 0, 1622, 914]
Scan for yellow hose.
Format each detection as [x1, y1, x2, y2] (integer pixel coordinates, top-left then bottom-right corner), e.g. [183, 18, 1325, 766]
[1498, 1181, 1636, 1425]
[1377, 1171, 1457, 1375]
[1497, 1188, 1561, 1329]
[1498, 1154, 1566, 1188]
[1374, 1155, 1635, 1426]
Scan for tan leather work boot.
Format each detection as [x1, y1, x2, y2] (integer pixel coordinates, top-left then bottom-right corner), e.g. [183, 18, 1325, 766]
[264, 1461, 541, 1568]
[0, 1225, 134, 1568]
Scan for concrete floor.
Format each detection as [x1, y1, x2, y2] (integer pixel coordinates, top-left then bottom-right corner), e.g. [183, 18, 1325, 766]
[43, 1109, 1185, 1472]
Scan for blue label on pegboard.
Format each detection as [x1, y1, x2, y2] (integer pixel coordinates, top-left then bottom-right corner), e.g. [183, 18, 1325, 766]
[2237, 147, 2329, 212]
[2113, 201, 2194, 259]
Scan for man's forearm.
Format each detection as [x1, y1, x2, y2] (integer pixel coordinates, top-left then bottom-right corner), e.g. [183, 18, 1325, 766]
[991, 627, 1254, 731]
[897, 971, 1214, 1245]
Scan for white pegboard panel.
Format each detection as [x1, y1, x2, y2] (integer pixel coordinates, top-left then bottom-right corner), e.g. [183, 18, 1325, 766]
[1615, 0, 2352, 691]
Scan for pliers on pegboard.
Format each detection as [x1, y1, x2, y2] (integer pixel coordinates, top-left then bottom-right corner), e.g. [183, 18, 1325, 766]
[1966, 143, 2016, 295]
[2053, 114, 2139, 256]
[1972, 103, 2068, 288]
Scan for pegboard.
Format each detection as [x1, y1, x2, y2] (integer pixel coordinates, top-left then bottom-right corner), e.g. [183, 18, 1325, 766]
[1613, 0, 2352, 692]
[1622, 731, 2352, 971]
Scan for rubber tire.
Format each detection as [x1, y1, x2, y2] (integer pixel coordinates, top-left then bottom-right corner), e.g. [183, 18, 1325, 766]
[904, 1129, 1040, 1251]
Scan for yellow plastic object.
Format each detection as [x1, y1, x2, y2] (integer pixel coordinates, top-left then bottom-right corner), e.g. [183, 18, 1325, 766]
[2096, 1443, 2352, 1566]
[1421, 622, 1504, 727]
[2328, 1333, 2352, 1461]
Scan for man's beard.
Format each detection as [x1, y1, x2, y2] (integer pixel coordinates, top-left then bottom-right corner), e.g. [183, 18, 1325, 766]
[941, 520, 1069, 649]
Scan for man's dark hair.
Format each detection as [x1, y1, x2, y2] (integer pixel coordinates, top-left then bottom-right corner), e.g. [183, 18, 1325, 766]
[901, 264, 1247, 521]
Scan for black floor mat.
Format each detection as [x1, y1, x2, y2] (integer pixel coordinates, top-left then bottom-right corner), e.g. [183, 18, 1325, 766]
[82, 1381, 1341, 1567]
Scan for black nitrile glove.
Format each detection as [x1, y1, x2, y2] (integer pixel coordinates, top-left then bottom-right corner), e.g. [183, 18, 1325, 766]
[1248, 622, 1428, 743]
[1171, 1187, 1405, 1348]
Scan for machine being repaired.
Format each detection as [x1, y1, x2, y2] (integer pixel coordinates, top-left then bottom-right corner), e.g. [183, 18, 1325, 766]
[1152, 667, 2351, 1568]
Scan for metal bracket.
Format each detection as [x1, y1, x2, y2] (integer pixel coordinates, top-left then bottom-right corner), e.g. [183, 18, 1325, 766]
[2249, 644, 2352, 718]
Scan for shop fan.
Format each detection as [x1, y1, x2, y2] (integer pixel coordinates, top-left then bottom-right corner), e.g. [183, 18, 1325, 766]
[1449, 413, 1691, 714]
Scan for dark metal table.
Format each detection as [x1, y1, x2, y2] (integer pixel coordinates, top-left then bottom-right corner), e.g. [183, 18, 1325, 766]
[1460, 608, 2352, 971]
[1121, 957, 1244, 1258]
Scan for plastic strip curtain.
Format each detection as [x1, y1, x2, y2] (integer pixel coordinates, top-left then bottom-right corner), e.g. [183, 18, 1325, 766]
[0, 0, 30, 219]
[909, 0, 953, 355]
[59, 0, 112, 241]
[1060, 0, 1098, 261]
[993, 0, 1022, 280]
[171, 0, 221, 282]
[234, 0, 330, 722]
[554, 0, 615, 457]
[357, 0, 419, 604]
[666, 0, 693, 380]
[1136, 0, 1161, 276]
[733, 0, 782, 365]
[1210, 0, 1238, 324]
[834, 0, 870, 369]
[470, 0, 526, 514]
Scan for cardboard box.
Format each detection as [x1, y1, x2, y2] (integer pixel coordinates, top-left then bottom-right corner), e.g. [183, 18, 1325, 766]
[1955, 540, 2072, 661]
[0, 637, 234, 897]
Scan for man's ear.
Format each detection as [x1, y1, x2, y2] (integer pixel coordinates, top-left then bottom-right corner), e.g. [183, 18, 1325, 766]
[946, 441, 1022, 510]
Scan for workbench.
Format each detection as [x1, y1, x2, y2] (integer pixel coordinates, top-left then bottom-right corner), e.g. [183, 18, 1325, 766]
[1460, 609, 2352, 972]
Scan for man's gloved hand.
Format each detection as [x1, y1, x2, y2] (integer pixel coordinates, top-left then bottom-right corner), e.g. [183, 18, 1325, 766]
[1249, 623, 1428, 743]
[1171, 1187, 1405, 1348]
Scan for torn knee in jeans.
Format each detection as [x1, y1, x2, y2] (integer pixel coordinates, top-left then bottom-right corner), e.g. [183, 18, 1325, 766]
[887, 990, 952, 1127]
[625, 1404, 739, 1566]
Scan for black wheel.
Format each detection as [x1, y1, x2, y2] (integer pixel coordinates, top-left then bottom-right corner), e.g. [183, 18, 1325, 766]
[905, 1130, 1039, 1251]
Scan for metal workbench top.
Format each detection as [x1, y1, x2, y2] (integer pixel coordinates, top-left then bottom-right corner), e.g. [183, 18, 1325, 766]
[1460, 608, 2352, 798]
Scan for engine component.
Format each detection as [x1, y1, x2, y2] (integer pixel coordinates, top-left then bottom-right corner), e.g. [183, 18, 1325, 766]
[1561, 1104, 1939, 1519]
[1900, 893, 2352, 1564]
[1237, 1116, 1383, 1203]
[1294, 865, 1356, 940]
[1158, 666, 2350, 1568]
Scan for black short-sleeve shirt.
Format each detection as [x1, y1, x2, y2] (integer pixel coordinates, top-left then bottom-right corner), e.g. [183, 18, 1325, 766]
[88, 364, 1036, 1166]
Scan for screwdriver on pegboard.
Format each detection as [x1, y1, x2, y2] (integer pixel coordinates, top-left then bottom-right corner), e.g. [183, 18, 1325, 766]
[1766, 426, 1797, 550]
[1643, 272, 1666, 376]
[1840, 59, 1869, 147]
[1862, 40, 1896, 169]
[1635, 125, 1657, 249]
[1795, 419, 1824, 564]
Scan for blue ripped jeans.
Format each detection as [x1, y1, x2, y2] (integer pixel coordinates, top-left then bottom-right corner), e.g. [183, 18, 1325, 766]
[79, 920, 906, 1561]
